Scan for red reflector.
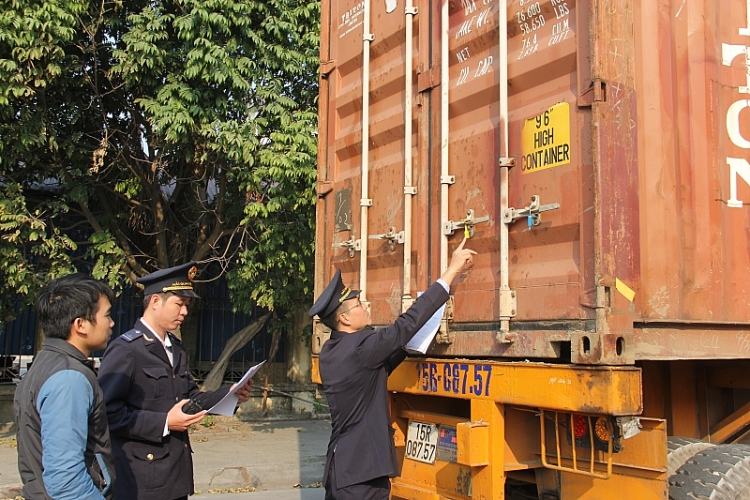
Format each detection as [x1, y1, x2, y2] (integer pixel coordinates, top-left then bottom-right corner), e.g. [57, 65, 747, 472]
[572, 415, 588, 439]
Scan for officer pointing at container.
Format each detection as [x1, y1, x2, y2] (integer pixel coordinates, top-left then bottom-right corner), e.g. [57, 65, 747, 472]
[312, 238, 476, 500]
[98, 262, 253, 500]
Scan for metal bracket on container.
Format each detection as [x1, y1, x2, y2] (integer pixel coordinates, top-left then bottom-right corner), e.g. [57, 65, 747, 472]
[369, 226, 405, 252]
[435, 296, 455, 344]
[498, 157, 516, 168]
[441, 175, 456, 185]
[402, 296, 415, 313]
[503, 195, 560, 228]
[405, 6, 418, 15]
[332, 239, 361, 258]
[443, 209, 490, 237]
[499, 289, 517, 318]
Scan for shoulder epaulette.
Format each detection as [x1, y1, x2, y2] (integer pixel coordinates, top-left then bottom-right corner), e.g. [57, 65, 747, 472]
[120, 329, 144, 342]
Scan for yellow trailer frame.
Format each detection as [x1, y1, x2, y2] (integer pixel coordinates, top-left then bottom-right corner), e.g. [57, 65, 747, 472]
[314, 357, 667, 499]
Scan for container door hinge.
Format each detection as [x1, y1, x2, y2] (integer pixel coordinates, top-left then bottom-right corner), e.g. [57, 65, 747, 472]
[368, 226, 405, 252]
[444, 209, 490, 237]
[578, 79, 607, 106]
[503, 195, 560, 229]
[320, 60, 337, 78]
[435, 296, 455, 344]
[316, 180, 334, 198]
[332, 238, 361, 258]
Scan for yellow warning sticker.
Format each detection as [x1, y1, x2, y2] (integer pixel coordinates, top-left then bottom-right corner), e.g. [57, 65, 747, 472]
[615, 278, 636, 302]
[521, 102, 571, 174]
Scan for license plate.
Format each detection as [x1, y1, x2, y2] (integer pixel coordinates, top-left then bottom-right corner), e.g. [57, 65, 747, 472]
[405, 421, 438, 464]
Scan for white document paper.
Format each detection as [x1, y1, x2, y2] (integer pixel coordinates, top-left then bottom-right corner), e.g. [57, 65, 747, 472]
[405, 300, 445, 355]
[207, 360, 266, 416]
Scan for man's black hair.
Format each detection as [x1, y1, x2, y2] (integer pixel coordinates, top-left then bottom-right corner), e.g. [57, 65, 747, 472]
[37, 274, 115, 340]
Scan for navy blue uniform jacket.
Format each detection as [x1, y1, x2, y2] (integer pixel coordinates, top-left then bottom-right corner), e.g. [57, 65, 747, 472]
[98, 319, 230, 499]
[319, 282, 449, 489]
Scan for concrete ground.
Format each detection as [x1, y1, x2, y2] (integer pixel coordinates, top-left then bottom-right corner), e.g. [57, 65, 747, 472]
[0, 416, 330, 500]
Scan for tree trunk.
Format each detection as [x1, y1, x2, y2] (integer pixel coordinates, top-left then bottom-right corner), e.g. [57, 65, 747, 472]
[261, 326, 282, 417]
[285, 305, 312, 384]
[200, 313, 271, 391]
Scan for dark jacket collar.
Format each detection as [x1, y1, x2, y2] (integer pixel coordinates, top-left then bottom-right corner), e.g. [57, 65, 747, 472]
[330, 327, 374, 340]
[41, 337, 88, 362]
[135, 318, 177, 368]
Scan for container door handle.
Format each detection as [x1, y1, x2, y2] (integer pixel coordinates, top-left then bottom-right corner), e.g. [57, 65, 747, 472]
[503, 195, 560, 228]
[443, 209, 490, 237]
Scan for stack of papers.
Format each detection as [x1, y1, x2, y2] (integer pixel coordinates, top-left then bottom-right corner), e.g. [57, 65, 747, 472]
[405, 303, 445, 355]
[208, 360, 266, 416]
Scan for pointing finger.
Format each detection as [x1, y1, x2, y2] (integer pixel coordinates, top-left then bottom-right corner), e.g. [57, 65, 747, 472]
[456, 236, 467, 252]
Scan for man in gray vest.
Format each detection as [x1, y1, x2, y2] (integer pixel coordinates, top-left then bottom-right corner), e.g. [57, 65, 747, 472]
[14, 274, 117, 499]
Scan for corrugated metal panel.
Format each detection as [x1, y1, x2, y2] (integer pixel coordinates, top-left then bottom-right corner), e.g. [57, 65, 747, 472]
[315, 0, 750, 363]
[0, 301, 37, 355]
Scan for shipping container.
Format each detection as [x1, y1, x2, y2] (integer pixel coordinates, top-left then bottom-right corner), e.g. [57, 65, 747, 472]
[313, 0, 750, 498]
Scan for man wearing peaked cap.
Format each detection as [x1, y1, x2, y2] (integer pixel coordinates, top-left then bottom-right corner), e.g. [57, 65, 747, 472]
[98, 262, 254, 500]
[314, 239, 476, 500]
[136, 261, 201, 298]
[308, 269, 360, 319]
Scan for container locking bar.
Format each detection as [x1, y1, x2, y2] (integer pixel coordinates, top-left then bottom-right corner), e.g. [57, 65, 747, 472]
[443, 209, 490, 237]
[332, 238, 361, 258]
[503, 195, 560, 228]
[368, 226, 405, 252]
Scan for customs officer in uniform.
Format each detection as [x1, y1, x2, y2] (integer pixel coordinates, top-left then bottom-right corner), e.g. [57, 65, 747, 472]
[98, 262, 253, 500]
[312, 238, 476, 500]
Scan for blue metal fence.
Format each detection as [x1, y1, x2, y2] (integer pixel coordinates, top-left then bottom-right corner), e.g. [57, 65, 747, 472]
[0, 277, 284, 382]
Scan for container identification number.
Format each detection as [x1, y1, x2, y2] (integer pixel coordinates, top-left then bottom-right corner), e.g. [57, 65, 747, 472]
[415, 362, 493, 396]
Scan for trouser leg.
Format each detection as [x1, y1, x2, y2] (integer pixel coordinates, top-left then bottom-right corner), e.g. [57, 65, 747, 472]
[325, 458, 390, 500]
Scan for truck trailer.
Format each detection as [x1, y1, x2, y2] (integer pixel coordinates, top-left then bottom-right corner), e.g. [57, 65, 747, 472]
[312, 0, 750, 498]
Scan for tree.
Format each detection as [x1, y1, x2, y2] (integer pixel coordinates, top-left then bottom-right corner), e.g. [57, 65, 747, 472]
[0, 0, 319, 374]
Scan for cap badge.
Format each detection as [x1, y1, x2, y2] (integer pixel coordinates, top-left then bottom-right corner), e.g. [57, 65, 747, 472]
[339, 286, 351, 303]
[187, 266, 198, 280]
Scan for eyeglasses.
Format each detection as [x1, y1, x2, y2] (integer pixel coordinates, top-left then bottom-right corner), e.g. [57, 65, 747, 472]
[339, 299, 364, 315]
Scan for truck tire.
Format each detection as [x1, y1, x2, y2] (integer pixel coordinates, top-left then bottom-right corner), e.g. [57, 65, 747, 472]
[669, 444, 750, 500]
[667, 437, 716, 477]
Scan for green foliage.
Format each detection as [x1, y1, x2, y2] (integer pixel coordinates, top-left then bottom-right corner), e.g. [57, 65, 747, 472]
[0, 0, 320, 323]
[0, 183, 76, 317]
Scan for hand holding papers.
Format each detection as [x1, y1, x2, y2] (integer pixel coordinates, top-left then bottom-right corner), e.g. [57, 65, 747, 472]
[405, 302, 446, 355]
[207, 360, 266, 416]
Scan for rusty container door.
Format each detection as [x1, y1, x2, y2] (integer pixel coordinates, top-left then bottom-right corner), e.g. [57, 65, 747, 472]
[315, 0, 750, 363]
[315, 0, 421, 332]
[315, 0, 596, 360]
